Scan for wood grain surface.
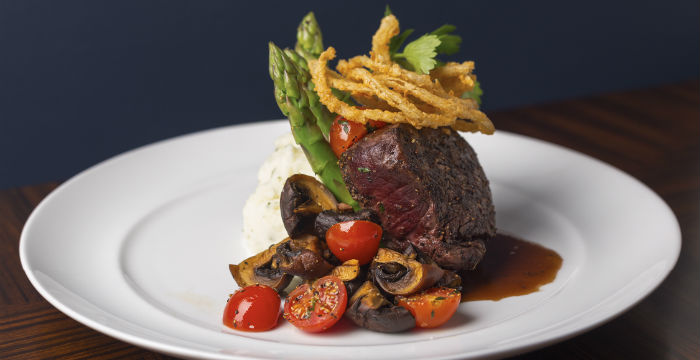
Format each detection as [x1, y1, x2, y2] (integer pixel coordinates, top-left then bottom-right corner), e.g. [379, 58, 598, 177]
[1, 81, 698, 359]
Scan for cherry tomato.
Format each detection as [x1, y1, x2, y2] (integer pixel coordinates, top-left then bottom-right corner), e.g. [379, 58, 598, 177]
[330, 115, 368, 157]
[355, 107, 387, 132]
[283, 275, 347, 332]
[325, 220, 382, 265]
[223, 284, 281, 332]
[397, 287, 461, 328]
[366, 119, 387, 132]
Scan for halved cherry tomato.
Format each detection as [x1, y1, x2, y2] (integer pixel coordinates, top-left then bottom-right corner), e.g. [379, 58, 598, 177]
[330, 115, 367, 157]
[325, 220, 382, 265]
[283, 275, 347, 332]
[396, 287, 461, 328]
[223, 284, 281, 332]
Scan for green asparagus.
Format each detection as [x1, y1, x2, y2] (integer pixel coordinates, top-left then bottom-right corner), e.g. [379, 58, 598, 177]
[283, 48, 334, 138]
[269, 42, 359, 210]
[290, 13, 336, 137]
[295, 12, 324, 61]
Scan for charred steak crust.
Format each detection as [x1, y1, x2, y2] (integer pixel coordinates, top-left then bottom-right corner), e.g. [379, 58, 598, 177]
[339, 124, 496, 271]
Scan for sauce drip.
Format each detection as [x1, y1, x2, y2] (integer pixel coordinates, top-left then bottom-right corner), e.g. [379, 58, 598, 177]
[460, 233, 562, 302]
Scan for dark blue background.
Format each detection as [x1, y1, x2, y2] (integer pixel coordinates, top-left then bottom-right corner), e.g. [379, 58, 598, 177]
[1, 0, 698, 190]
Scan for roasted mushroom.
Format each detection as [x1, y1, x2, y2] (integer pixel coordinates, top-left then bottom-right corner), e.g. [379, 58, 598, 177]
[345, 281, 415, 333]
[330, 259, 364, 296]
[274, 234, 333, 279]
[280, 174, 338, 238]
[313, 208, 378, 239]
[229, 240, 292, 291]
[330, 259, 361, 281]
[371, 248, 445, 296]
[402, 245, 462, 290]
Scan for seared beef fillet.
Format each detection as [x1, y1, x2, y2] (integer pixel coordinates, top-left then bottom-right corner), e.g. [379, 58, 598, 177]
[339, 124, 495, 271]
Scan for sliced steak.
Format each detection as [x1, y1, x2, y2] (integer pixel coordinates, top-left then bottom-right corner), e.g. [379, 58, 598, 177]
[339, 124, 495, 271]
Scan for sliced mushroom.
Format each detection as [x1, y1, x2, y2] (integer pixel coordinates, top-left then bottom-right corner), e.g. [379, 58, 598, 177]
[345, 281, 415, 333]
[274, 234, 333, 279]
[313, 209, 378, 239]
[280, 174, 338, 238]
[401, 245, 461, 290]
[371, 248, 445, 296]
[330, 259, 364, 296]
[330, 259, 360, 281]
[229, 240, 292, 291]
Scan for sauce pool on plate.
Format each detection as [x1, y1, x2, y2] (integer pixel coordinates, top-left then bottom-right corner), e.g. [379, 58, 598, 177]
[461, 233, 563, 302]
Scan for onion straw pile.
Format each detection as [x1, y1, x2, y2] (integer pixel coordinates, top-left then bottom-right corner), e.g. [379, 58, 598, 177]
[308, 15, 494, 134]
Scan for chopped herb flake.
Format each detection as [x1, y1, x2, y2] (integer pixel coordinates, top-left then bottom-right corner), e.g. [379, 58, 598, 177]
[358, 167, 371, 173]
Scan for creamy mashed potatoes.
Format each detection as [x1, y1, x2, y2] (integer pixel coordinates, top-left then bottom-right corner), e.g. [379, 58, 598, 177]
[242, 133, 315, 254]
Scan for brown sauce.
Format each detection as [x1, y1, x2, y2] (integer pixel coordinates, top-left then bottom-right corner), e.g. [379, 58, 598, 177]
[460, 233, 562, 302]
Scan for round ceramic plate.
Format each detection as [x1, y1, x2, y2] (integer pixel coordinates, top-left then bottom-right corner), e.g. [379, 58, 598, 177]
[20, 120, 680, 360]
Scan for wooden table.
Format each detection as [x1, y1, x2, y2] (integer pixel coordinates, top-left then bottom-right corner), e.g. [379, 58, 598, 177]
[1, 81, 698, 359]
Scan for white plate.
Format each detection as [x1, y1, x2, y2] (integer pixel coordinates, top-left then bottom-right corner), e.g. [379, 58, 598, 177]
[20, 120, 680, 360]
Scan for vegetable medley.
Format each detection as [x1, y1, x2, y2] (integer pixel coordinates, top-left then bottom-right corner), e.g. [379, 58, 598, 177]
[224, 7, 491, 333]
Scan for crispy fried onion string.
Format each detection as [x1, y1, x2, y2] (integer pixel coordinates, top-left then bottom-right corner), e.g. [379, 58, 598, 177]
[308, 14, 494, 134]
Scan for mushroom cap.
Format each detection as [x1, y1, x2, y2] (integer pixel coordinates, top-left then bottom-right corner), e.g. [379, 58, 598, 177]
[345, 281, 415, 333]
[280, 174, 338, 238]
[229, 239, 292, 291]
[274, 234, 333, 279]
[371, 248, 444, 296]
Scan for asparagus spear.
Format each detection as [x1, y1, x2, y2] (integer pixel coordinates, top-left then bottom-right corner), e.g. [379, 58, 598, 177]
[283, 48, 334, 138]
[295, 12, 324, 61]
[269, 42, 359, 209]
[293, 12, 355, 134]
[290, 14, 336, 137]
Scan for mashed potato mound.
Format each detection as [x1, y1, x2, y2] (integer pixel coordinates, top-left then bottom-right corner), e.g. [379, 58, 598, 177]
[241, 133, 315, 254]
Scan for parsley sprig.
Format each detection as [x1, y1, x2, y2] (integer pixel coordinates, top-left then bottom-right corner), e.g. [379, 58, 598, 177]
[385, 6, 461, 74]
[385, 6, 482, 104]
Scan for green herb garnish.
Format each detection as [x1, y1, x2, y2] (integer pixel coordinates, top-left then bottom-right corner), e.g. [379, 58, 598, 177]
[384, 5, 393, 17]
[387, 9, 463, 75]
[392, 35, 442, 74]
[462, 81, 483, 105]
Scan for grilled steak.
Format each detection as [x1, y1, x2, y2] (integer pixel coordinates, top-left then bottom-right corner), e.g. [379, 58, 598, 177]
[339, 124, 495, 271]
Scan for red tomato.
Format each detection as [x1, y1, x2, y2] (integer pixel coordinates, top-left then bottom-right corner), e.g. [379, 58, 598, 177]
[283, 275, 347, 332]
[325, 220, 382, 265]
[366, 119, 387, 132]
[223, 284, 281, 332]
[397, 287, 461, 328]
[329, 115, 368, 157]
[355, 107, 387, 132]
